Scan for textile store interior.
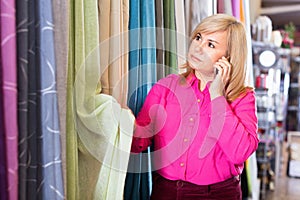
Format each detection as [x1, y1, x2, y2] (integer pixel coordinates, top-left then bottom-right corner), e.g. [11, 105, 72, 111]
[1, 0, 300, 200]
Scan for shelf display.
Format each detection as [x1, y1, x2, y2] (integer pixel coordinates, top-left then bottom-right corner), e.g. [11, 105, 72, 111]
[286, 56, 300, 131]
[252, 41, 290, 200]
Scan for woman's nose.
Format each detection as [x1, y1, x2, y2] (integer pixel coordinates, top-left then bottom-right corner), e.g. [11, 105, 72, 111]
[195, 41, 204, 51]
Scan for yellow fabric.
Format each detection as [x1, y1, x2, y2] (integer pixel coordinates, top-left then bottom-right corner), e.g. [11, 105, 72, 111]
[67, 0, 134, 199]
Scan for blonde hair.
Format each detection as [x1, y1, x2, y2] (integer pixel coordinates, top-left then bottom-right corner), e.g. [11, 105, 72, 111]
[182, 14, 250, 102]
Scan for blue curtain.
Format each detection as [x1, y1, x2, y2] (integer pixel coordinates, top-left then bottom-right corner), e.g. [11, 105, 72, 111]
[36, 0, 65, 199]
[125, 0, 157, 199]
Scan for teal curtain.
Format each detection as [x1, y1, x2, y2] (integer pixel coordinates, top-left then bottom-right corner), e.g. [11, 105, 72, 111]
[125, 0, 157, 199]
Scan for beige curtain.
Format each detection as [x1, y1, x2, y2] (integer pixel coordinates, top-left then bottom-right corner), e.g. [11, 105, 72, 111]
[98, 0, 129, 107]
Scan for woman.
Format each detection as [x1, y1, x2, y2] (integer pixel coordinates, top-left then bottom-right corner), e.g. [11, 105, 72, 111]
[131, 14, 259, 200]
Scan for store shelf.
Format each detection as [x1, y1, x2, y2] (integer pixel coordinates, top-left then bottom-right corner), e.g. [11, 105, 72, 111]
[252, 42, 290, 200]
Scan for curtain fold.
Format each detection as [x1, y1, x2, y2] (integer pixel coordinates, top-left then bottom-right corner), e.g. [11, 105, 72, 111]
[1, 0, 18, 199]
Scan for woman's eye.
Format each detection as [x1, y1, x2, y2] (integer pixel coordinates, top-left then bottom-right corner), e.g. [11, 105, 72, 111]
[195, 34, 201, 41]
[208, 42, 215, 48]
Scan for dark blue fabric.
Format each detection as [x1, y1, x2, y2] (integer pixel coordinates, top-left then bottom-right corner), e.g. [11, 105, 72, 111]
[16, 0, 29, 199]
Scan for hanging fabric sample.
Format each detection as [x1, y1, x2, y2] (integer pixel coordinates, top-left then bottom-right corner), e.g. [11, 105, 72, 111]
[174, 0, 187, 73]
[155, 0, 165, 80]
[67, 0, 134, 199]
[217, 0, 233, 15]
[185, 0, 217, 37]
[25, 0, 39, 198]
[0, 29, 7, 200]
[231, 0, 241, 20]
[1, 0, 18, 199]
[35, 0, 65, 198]
[52, 0, 69, 192]
[163, 0, 177, 75]
[16, 0, 29, 199]
[125, 0, 157, 199]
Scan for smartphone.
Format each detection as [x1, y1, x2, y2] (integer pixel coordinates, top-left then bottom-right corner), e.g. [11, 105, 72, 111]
[215, 56, 230, 75]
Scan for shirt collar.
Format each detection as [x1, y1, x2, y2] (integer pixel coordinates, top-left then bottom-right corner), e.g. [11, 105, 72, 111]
[185, 71, 211, 94]
[186, 71, 197, 85]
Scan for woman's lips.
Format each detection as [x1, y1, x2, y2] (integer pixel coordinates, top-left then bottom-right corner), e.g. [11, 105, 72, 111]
[191, 55, 202, 62]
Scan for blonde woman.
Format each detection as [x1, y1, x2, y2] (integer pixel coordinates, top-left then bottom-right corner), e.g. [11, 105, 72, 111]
[131, 14, 258, 200]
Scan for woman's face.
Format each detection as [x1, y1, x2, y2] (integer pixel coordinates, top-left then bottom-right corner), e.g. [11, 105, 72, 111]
[187, 31, 228, 76]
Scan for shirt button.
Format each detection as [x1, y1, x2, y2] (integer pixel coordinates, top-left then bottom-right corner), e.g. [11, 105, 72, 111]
[180, 162, 185, 167]
[197, 99, 200, 103]
[189, 117, 194, 122]
[184, 138, 189, 142]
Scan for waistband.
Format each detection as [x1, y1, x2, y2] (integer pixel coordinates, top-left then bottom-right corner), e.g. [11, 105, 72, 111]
[154, 173, 240, 190]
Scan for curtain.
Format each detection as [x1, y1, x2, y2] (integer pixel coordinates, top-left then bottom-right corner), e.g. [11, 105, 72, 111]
[163, 0, 177, 75]
[98, 0, 129, 107]
[36, 0, 65, 198]
[175, 0, 187, 68]
[16, 0, 29, 199]
[1, 0, 18, 199]
[67, 0, 134, 199]
[124, 0, 157, 199]
[0, 15, 7, 200]
[15, 0, 65, 199]
[52, 0, 69, 193]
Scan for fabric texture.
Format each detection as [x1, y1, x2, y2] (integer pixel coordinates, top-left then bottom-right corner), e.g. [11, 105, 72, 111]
[131, 72, 259, 185]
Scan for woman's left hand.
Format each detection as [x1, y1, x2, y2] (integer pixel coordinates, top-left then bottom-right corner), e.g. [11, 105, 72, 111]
[209, 56, 231, 99]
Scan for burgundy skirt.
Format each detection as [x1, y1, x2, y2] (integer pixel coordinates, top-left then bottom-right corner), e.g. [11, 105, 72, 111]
[150, 174, 242, 200]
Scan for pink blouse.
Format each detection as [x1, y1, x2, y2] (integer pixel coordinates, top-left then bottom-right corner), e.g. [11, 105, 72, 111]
[131, 72, 259, 185]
